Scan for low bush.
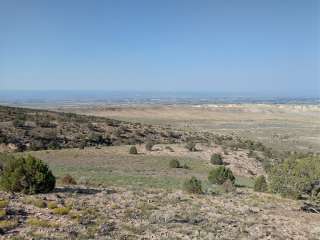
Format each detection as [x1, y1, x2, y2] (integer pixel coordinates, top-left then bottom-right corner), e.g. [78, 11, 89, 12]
[25, 197, 46, 208]
[208, 166, 235, 185]
[254, 175, 268, 192]
[88, 133, 105, 144]
[145, 141, 154, 151]
[78, 141, 86, 150]
[182, 163, 190, 169]
[129, 146, 138, 154]
[47, 202, 58, 209]
[27, 218, 59, 228]
[52, 207, 70, 215]
[0, 209, 6, 218]
[33, 199, 46, 208]
[210, 153, 223, 165]
[269, 156, 320, 199]
[183, 176, 203, 194]
[12, 119, 25, 128]
[0, 155, 55, 194]
[0, 219, 18, 232]
[61, 174, 77, 185]
[169, 159, 180, 168]
[29, 139, 48, 151]
[185, 141, 197, 152]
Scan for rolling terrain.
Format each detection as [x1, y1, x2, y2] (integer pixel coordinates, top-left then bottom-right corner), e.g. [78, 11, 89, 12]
[0, 104, 319, 239]
[59, 103, 320, 153]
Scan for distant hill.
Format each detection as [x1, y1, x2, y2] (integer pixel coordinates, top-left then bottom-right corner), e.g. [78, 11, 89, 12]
[0, 105, 275, 168]
[0, 105, 189, 152]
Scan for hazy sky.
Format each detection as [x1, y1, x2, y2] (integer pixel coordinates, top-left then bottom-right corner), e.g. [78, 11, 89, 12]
[0, 0, 319, 96]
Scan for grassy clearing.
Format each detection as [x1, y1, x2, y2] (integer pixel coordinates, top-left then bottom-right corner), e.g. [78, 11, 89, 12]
[26, 145, 254, 190]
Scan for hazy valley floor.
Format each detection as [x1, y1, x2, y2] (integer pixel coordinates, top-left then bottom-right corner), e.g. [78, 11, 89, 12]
[0, 104, 319, 239]
[58, 103, 320, 153]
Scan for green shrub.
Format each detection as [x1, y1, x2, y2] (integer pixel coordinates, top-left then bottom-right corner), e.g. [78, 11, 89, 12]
[169, 159, 180, 168]
[12, 119, 25, 128]
[182, 163, 190, 169]
[61, 174, 77, 185]
[185, 141, 196, 152]
[0, 155, 55, 194]
[210, 153, 223, 165]
[47, 141, 60, 150]
[145, 141, 154, 151]
[183, 177, 202, 194]
[269, 156, 320, 199]
[78, 141, 86, 149]
[208, 166, 235, 185]
[88, 133, 104, 144]
[29, 140, 45, 151]
[254, 175, 268, 192]
[129, 146, 138, 154]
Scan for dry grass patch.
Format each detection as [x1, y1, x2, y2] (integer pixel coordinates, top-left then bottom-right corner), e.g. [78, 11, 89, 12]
[0, 209, 6, 218]
[27, 218, 60, 228]
[47, 202, 58, 209]
[0, 219, 18, 231]
[52, 207, 70, 215]
[0, 200, 9, 209]
[25, 197, 46, 208]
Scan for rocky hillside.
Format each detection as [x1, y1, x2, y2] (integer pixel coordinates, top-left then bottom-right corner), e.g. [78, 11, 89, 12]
[0, 105, 274, 162]
[1, 185, 319, 239]
[0, 105, 191, 152]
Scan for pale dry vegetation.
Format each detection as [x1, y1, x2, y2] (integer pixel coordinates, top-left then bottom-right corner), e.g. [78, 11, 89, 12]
[0, 104, 319, 239]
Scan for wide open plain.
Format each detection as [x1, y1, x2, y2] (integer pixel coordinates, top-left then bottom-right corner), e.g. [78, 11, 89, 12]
[57, 103, 320, 153]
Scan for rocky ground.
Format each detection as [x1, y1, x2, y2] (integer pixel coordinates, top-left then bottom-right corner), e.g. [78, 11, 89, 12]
[0, 185, 320, 240]
[0, 105, 269, 157]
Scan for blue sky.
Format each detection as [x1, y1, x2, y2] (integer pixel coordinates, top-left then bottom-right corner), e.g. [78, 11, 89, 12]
[0, 0, 319, 96]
